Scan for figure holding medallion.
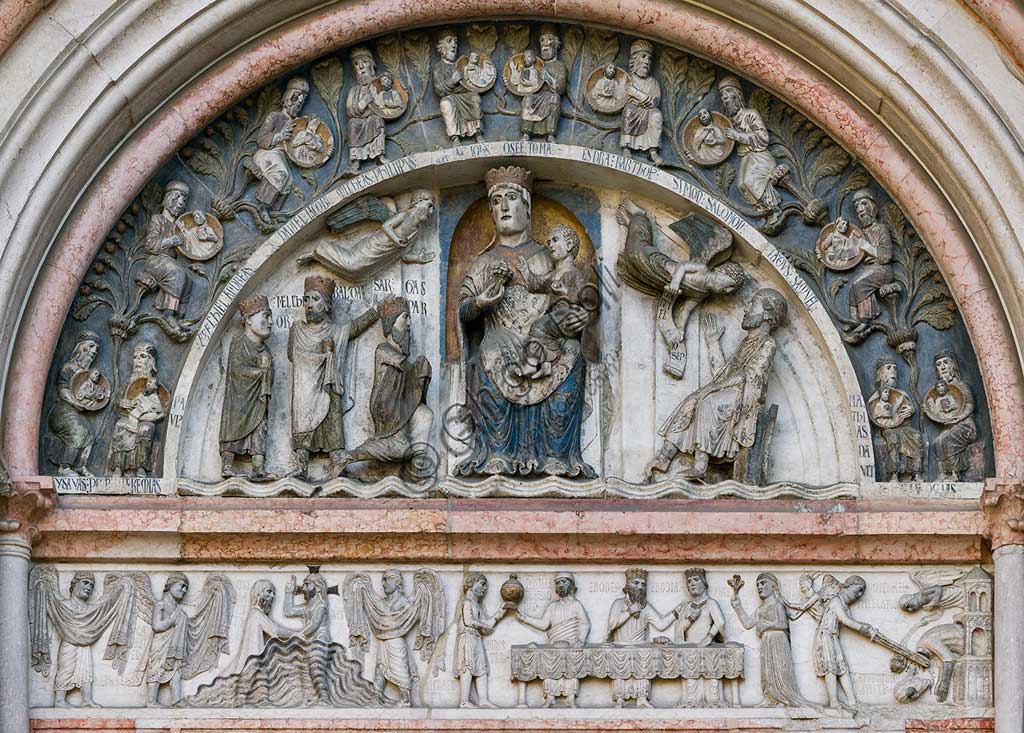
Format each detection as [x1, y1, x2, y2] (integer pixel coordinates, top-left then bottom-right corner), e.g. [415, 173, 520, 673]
[454, 166, 596, 478]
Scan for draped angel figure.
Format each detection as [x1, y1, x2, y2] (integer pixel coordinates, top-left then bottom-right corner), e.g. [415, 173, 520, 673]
[29, 566, 153, 707]
[141, 572, 236, 706]
[343, 569, 446, 705]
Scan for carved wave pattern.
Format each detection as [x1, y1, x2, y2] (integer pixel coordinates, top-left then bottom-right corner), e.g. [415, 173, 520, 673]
[177, 475, 859, 499]
[180, 636, 385, 707]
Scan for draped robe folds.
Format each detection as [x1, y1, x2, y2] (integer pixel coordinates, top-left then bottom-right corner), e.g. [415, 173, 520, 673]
[605, 598, 673, 702]
[848, 222, 895, 320]
[732, 596, 808, 706]
[252, 110, 294, 207]
[289, 318, 352, 453]
[350, 344, 430, 463]
[346, 82, 385, 161]
[521, 59, 568, 136]
[433, 60, 482, 138]
[660, 333, 776, 460]
[309, 210, 426, 282]
[456, 240, 593, 478]
[220, 333, 273, 455]
[30, 574, 148, 686]
[729, 108, 780, 210]
[46, 360, 94, 467]
[225, 608, 289, 676]
[870, 388, 923, 475]
[620, 75, 662, 152]
[676, 596, 727, 707]
[140, 210, 191, 314]
[520, 597, 590, 698]
[146, 577, 234, 684]
[934, 378, 978, 475]
[455, 597, 500, 677]
[346, 585, 421, 690]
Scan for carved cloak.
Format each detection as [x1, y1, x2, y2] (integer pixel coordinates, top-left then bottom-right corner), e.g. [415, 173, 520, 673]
[220, 332, 272, 452]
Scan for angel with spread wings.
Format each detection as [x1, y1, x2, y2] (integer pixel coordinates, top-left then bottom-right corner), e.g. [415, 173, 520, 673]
[143, 572, 236, 706]
[29, 566, 152, 707]
[297, 191, 436, 282]
[615, 198, 746, 378]
[343, 569, 446, 706]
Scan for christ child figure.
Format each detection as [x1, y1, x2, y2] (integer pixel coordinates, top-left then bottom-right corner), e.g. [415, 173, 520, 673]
[516, 224, 589, 379]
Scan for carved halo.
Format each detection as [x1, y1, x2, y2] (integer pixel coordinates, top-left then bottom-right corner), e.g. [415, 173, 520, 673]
[285, 116, 335, 169]
[584, 65, 628, 114]
[815, 220, 867, 271]
[680, 111, 735, 167]
[68, 369, 111, 411]
[369, 76, 410, 120]
[456, 54, 497, 92]
[502, 53, 545, 96]
[174, 211, 224, 261]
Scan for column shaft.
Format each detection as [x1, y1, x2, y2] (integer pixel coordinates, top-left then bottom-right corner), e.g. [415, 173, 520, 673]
[0, 538, 31, 733]
[995, 544, 1024, 733]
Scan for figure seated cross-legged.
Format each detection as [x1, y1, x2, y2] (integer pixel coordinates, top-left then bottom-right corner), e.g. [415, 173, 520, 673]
[644, 288, 787, 482]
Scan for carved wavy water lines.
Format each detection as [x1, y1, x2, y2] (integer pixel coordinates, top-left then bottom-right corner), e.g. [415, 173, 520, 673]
[177, 476, 859, 499]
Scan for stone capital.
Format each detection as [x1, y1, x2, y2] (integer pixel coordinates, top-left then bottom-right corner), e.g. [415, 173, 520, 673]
[981, 477, 1024, 548]
[0, 475, 54, 550]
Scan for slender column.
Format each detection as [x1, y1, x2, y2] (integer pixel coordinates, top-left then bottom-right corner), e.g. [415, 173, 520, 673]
[0, 477, 54, 733]
[0, 535, 32, 733]
[982, 479, 1024, 733]
[993, 545, 1024, 733]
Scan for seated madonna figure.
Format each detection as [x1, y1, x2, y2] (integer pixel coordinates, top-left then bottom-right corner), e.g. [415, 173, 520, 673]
[455, 166, 596, 478]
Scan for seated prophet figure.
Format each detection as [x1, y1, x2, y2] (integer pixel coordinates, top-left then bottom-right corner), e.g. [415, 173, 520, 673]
[644, 288, 787, 482]
[45, 331, 102, 476]
[136, 181, 192, 334]
[250, 77, 309, 217]
[109, 343, 165, 478]
[220, 295, 275, 479]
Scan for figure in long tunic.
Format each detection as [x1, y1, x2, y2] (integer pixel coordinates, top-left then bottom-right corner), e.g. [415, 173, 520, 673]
[519, 27, 568, 142]
[109, 342, 165, 477]
[868, 357, 923, 481]
[288, 275, 380, 479]
[674, 568, 733, 707]
[433, 30, 484, 144]
[515, 571, 591, 707]
[455, 572, 507, 708]
[848, 188, 900, 332]
[251, 77, 308, 216]
[220, 295, 274, 479]
[225, 580, 293, 676]
[343, 569, 445, 706]
[46, 331, 102, 476]
[645, 288, 787, 481]
[927, 351, 978, 480]
[346, 47, 386, 173]
[718, 77, 786, 218]
[605, 568, 676, 708]
[284, 570, 335, 644]
[29, 567, 152, 708]
[731, 573, 811, 707]
[136, 181, 192, 333]
[620, 40, 663, 165]
[455, 166, 595, 478]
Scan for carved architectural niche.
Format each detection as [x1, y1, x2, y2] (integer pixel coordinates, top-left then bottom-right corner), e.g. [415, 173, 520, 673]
[39, 21, 990, 497]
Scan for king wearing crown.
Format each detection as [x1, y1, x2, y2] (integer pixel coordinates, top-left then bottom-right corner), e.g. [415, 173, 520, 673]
[455, 166, 596, 478]
[288, 274, 382, 480]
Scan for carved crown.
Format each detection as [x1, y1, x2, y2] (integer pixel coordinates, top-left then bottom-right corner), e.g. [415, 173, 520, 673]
[485, 166, 533, 193]
[625, 567, 648, 584]
[238, 294, 270, 318]
[303, 275, 335, 299]
[684, 567, 707, 583]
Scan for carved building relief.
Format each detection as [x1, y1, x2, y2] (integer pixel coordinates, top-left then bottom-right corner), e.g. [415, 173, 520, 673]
[27, 563, 991, 721]
[40, 22, 990, 494]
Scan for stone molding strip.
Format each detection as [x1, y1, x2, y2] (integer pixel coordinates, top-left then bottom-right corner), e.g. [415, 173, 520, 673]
[31, 497, 987, 563]
[2, 0, 1023, 486]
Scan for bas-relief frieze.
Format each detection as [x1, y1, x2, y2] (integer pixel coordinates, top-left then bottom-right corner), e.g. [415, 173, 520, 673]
[41, 21, 992, 492]
[27, 563, 992, 722]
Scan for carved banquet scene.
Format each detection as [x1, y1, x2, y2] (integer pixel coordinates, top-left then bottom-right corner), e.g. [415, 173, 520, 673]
[0, 7, 1019, 733]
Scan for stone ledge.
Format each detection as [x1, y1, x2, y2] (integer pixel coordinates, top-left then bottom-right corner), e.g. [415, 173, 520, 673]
[30, 495, 987, 562]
